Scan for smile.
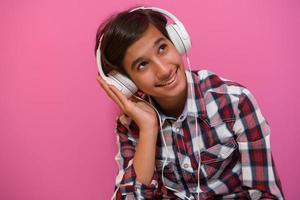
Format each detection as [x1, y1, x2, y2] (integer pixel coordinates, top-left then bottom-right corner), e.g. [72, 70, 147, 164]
[156, 68, 178, 87]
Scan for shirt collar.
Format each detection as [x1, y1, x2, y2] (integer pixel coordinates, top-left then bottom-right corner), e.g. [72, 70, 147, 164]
[185, 70, 207, 119]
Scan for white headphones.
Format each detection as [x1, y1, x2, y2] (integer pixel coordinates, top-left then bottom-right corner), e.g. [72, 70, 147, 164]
[96, 6, 192, 97]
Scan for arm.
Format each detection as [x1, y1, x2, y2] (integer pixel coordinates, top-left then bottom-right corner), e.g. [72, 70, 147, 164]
[133, 125, 158, 185]
[112, 117, 159, 199]
[96, 75, 160, 199]
[233, 88, 284, 199]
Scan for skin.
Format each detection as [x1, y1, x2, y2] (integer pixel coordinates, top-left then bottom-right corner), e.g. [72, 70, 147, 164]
[122, 24, 187, 118]
[96, 23, 188, 185]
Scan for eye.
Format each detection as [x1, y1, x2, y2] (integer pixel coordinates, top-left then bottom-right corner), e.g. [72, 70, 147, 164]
[158, 43, 167, 53]
[136, 61, 148, 71]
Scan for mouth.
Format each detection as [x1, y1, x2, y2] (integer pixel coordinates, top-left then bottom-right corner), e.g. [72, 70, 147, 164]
[156, 68, 178, 87]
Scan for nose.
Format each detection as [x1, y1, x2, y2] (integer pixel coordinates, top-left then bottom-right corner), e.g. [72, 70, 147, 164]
[153, 58, 171, 80]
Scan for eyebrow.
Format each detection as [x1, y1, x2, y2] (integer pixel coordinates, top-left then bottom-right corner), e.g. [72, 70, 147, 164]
[131, 37, 166, 70]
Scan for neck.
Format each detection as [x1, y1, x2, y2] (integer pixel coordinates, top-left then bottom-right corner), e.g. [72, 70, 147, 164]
[152, 85, 187, 118]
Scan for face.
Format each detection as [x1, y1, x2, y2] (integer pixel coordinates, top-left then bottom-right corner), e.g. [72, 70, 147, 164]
[122, 24, 187, 103]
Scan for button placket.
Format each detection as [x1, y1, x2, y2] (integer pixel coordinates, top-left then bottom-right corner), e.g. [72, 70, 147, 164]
[171, 121, 183, 135]
[183, 163, 189, 169]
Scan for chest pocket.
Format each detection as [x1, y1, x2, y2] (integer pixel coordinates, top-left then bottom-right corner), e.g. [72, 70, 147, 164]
[200, 137, 238, 180]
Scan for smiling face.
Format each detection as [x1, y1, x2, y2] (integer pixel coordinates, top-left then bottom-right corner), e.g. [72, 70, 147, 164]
[122, 24, 187, 106]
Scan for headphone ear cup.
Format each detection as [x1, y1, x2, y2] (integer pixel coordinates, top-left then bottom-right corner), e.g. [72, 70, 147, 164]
[166, 24, 191, 55]
[108, 70, 138, 97]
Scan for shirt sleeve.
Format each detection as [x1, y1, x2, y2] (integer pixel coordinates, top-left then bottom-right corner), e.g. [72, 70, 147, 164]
[233, 88, 284, 200]
[111, 117, 159, 200]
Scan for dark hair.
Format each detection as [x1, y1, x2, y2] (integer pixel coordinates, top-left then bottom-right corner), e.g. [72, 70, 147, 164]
[94, 7, 170, 75]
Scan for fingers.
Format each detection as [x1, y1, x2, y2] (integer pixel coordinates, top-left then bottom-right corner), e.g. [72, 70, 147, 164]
[108, 84, 136, 114]
[96, 75, 125, 110]
[109, 84, 129, 105]
[130, 95, 144, 103]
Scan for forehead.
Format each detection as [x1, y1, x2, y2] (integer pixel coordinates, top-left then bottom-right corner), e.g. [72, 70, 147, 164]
[123, 24, 167, 64]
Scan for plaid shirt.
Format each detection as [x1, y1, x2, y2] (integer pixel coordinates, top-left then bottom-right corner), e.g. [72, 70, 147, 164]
[111, 70, 284, 200]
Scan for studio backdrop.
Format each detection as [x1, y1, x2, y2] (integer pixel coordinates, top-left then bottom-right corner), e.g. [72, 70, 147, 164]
[0, 0, 299, 199]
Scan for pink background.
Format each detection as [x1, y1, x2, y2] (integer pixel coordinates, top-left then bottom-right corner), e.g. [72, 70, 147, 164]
[1, 0, 299, 199]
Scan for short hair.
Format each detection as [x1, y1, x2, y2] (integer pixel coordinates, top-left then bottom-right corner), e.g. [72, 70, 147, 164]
[94, 7, 170, 75]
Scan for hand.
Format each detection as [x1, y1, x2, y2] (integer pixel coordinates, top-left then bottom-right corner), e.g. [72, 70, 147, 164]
[96, 75, 158, 133]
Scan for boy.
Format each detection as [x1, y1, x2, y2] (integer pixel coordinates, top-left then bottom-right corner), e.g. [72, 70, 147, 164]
[95, 6, 284, 200]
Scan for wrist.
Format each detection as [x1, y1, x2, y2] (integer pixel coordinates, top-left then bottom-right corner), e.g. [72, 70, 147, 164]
[140, 126, 158, 135]
[139, 126, 159, 138]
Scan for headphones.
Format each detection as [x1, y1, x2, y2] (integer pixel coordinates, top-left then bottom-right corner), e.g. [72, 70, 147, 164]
[96, 6, 192, 97]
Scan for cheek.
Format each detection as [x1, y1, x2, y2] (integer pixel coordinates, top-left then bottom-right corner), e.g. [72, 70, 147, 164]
[178, 68, 187, 87]
[132, 76, 154, 90]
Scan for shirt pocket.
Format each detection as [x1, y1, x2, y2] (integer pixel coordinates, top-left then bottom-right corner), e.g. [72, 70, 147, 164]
[200, 138, 238, 180]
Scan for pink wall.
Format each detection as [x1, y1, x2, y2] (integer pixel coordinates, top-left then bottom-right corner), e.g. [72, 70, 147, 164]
[0, 0, 299, 199]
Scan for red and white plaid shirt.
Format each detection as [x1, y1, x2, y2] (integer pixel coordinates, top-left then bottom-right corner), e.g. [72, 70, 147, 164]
[111, 69, 284, 200]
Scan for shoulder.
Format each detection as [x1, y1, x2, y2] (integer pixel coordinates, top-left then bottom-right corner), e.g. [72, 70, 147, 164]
[193, 69, 250, 97]
[192, 69, 260, 124]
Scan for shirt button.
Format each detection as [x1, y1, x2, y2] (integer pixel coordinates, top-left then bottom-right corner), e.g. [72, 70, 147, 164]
[175, 127, 180, 132]
[192, 187, 197, 192]
[183, 163, 189, 168]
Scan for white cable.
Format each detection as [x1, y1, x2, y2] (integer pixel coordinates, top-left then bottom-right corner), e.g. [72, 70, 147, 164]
[133, 94, 192, 200]
[157, 109, 191, 200]
[186, 56, 201, 200]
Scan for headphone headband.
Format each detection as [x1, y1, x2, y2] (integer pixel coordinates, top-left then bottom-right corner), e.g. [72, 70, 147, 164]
[129, 6, 190, 40]
[96, 6, 192, 97]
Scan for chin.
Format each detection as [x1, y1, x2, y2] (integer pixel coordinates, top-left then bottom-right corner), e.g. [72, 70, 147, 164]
[166, 80, 186, 99]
